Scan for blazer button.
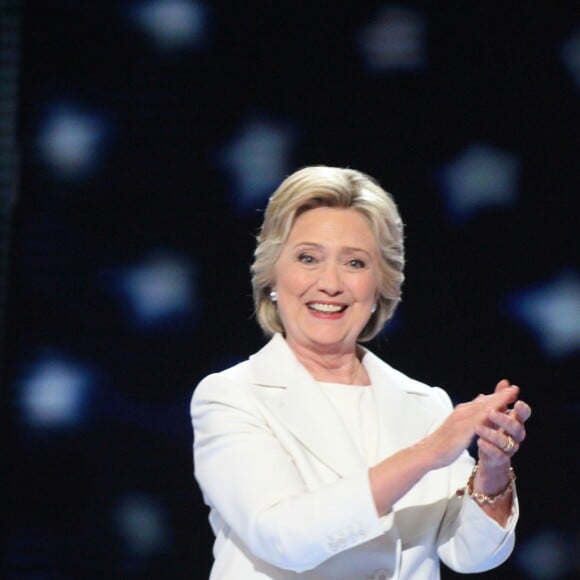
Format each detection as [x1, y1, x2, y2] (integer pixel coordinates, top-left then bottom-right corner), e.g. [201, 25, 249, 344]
[374, 570, 389, 580]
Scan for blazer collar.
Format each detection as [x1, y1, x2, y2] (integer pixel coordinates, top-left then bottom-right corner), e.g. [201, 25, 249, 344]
[362, 348, 441, 462]
[250, 333, 307, 388]
[248, 334, 440, 476]
[250, 334, 364, 476]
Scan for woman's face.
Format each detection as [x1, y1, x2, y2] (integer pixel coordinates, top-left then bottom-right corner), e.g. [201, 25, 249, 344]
[273, 206, 380, 355]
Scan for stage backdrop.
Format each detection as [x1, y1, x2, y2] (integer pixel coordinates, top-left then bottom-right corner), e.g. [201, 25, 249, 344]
[4, 2, 578, 579]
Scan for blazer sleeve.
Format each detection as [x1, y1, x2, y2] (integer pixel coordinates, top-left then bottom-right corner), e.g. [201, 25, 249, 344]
[430, 387, 519, 573]
[191, 373, 388, 573]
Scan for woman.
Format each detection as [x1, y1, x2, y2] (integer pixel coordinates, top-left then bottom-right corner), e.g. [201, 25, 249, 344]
[191, 166, 531, 579]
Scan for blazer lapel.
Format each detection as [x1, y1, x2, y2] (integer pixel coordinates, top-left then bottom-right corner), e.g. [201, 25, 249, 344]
[250, 335, 365, 477]
[362, 349, 442, 463]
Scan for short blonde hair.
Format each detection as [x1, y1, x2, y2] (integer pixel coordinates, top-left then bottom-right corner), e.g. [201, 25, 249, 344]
[251, 166, 405, 342]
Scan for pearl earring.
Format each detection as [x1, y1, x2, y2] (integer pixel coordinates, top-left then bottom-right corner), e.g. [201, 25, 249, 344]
[269, 291, 278, 303]
[371, 303, 377, 314]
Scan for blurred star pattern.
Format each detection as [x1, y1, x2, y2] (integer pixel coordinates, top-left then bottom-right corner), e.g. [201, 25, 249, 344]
[38, 104, 110, 179]
[129, 0, 208, 51]
[3, 2, 578, 579]
[439, 143, 520, 222]
[218, 116, 297, 211]
[358, 5, 427, 72]
[508, 271, 580, 358]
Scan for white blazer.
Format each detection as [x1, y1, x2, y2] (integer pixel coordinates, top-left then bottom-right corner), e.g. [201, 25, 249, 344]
[191, 334, 517, 579]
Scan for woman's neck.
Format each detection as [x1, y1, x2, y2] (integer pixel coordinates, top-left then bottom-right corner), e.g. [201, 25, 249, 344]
[286, 339, 370, 386]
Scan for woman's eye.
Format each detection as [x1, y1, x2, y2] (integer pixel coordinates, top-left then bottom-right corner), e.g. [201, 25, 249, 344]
[298, 253, 316, 264]
[348, 259, 365, 269]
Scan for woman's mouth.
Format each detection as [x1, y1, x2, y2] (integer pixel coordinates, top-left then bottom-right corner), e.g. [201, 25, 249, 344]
[307, 302, 347, 313]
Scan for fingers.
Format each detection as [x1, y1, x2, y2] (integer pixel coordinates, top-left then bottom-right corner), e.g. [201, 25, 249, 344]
[476, 398, 531, 460]
[476, 424, 519, 454]
[494, 378, 511, 393]
[475, 381, 531, 468]
[465, 388, 518, 436]
[513, 400, 532, 422]
[476, 436, 513, 470]
[473, 385, 518, 408]
[490, 385, 519, 410]
[488, 409, 526, 442]
[445, 383, 529, 467]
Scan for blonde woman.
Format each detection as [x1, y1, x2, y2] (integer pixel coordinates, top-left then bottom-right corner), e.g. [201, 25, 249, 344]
[191, 166, 531, 579]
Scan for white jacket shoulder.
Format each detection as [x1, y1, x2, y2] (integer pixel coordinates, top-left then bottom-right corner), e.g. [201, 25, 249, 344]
[362, 349, 452, 413]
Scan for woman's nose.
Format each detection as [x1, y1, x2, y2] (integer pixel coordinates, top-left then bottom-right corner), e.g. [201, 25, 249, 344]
[317, 264, 343, 295]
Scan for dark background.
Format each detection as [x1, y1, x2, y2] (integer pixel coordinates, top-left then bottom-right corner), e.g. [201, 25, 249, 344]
[2, 2, 578, 579]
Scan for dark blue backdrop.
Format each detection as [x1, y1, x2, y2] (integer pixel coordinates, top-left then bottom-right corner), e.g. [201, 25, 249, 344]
[4, 2, 578, 578]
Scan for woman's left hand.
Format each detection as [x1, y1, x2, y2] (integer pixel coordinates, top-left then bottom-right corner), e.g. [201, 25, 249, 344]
[469, 380, 531, 526]
[475, 379, 532, 469]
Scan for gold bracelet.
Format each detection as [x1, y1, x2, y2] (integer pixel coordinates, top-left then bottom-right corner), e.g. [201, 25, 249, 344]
[458, 463, 516, 505]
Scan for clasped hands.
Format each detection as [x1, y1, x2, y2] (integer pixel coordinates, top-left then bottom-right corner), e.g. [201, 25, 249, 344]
[428, 379, 532, 475]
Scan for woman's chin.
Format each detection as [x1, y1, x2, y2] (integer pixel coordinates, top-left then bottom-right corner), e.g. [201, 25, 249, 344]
[294, 331, 358, 353]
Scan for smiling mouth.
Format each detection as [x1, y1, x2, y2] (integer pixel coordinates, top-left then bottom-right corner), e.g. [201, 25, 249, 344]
[307, 303, 347, 313]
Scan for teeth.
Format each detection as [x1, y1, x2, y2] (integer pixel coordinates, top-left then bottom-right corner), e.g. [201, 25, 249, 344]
[309, 303, 345, 313]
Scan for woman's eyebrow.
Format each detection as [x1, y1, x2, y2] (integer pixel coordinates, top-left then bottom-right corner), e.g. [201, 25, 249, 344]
[342, 246, 372, 256]
[292, 242, 371, 256]
[291, 241, 323, 249]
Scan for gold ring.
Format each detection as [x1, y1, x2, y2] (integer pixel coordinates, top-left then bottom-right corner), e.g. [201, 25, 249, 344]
[502, 434, 515, 453]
